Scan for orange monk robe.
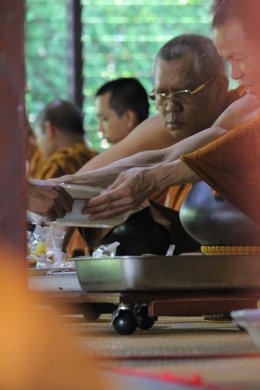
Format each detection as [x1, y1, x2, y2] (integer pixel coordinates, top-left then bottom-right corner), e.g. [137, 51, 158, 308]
[165, 184, 192, 211]
[27, 146, 43, 176]
[28, 143, 97, 257]
[165, 86, 247, 212]
[180, 118, 260, 226]
[29, 142, 97, 180]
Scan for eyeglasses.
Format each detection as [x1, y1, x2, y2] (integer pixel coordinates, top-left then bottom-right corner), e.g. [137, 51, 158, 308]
[149, 77, 215, 106]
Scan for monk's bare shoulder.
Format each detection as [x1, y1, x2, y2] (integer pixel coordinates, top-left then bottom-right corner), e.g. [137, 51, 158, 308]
[214, 93, 260, 130]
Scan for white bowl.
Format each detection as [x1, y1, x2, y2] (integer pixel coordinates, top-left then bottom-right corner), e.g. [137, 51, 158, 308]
[231, 309, 260, 347]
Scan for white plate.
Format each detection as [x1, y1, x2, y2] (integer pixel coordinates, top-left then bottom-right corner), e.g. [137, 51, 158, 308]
[53, 200, 131, 227]
[27, 183, 132, 227]
[60, 183, 102, 199]
[53, 183, 131, 227]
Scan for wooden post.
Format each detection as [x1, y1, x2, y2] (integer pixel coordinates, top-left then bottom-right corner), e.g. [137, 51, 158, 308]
[0, 0, 27, 265]
[67, 0, 83, 109]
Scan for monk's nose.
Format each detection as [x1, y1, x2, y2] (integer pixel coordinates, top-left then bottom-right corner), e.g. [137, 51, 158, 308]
[230, 62, 244, 81]
[164, 98, 182, 113]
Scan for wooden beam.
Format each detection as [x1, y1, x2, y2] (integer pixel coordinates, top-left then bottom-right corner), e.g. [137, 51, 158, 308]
[0, 0, 27, 263]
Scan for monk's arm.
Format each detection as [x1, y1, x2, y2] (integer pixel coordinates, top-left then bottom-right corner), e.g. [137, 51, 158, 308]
[52, 124, 225, 188]
[53, 95, 254, 188]
[77, 115, 174, 173]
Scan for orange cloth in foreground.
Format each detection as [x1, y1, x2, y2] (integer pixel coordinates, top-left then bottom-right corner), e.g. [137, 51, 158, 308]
[0, 246, 110, 390]
[181, 118, 260, 226]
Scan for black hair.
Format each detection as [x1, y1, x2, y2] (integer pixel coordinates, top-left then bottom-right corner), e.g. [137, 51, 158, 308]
[156, 33, 226, 80]
[36, 99, 84, 135]
[95, 77, 149, 124]
[212, 0, 260, 39]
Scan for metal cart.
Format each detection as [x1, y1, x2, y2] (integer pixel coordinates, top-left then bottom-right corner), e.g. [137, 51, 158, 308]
[29, 254, 260, 334]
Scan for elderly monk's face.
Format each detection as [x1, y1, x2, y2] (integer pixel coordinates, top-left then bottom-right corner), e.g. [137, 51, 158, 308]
[153, 53, 226, 139]
[214, 17, 260, 99]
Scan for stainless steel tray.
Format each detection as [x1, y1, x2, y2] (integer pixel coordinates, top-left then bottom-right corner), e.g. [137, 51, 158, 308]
[75, 255, 260, 292]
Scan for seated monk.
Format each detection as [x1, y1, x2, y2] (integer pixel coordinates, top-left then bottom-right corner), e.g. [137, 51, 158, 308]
[29, 99, 97, 179]
[29, 99, 97, 257]
[57, 34, 246, 256]
[72, 0, 260, 256]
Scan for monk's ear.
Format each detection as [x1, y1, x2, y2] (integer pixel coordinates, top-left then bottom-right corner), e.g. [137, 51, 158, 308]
[214, 75, 229, 101]
[122, 110, 138, 130]
[44, 121, 57, 140]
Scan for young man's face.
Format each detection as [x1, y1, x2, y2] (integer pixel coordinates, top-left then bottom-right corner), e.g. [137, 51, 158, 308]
[153, 52, 227, 139]
[95, 92, 132, 144]
[214, 17, 260, 98]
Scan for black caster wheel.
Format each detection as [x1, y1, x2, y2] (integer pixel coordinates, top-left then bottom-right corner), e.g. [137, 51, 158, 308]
[112, 306, 138, 335]
[83, 311, 100, 321]
[135, 303, 157, 330]
[82, 305, 100, 321]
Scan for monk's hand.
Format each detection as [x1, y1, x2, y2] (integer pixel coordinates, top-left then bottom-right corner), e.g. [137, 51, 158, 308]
[27, 181, 74, 221]
[82, 166, 161, 219]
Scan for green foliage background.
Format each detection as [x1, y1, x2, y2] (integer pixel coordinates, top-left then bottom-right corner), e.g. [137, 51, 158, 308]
[25, 0, 212, 150]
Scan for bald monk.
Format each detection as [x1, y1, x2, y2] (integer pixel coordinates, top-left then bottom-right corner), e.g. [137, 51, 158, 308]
[56, 33, 235, 254]
[29, 99, 97, 180]
[29, 99, 97, 256]
[75, 33, 230, 212]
